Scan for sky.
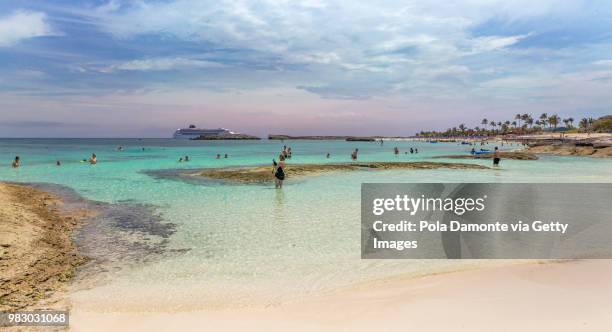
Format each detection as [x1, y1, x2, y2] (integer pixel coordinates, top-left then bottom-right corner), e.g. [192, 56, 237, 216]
[0, 0, 611, 137]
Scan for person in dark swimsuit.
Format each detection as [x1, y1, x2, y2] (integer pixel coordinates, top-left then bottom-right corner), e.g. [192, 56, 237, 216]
[493, 147, 501, 166]
[274, 155, 286, 188]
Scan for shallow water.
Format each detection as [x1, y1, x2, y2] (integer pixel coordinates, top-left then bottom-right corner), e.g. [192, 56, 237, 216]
[1, 139, 611, 310]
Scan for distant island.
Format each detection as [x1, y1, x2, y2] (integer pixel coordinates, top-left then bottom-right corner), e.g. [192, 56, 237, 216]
[268, 135, 414, 141]
[192, 133, 261, 140]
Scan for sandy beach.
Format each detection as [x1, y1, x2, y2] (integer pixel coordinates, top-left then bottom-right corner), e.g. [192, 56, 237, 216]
[0, 183, 87, 311]
[68, 259, 612, 332]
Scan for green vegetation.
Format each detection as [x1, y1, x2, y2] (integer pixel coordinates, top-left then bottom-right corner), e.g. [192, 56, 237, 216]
[416, 114, 611, 137]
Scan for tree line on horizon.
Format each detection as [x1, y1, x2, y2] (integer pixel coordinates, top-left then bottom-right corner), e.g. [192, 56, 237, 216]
[416, 114, 612, 138]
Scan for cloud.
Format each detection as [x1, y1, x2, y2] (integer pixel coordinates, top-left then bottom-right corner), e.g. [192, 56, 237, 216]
[101, 57, 226, 72]
[2, 0, 612, 137]
[470, 34, 531, 53]
[0, 11, 57, 47]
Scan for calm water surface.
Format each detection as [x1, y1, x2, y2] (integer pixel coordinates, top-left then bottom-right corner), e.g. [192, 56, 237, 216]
[1, 139, 611, 310]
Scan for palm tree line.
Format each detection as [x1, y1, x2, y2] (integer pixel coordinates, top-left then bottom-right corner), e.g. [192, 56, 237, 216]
[416, 113, 597, 138]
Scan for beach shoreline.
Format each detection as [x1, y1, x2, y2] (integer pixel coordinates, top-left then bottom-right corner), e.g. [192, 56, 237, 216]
[69, 259, 612, 331]
[0, 182, 88, 311]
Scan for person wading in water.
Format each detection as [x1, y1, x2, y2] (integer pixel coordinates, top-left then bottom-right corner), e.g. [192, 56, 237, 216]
[273, 155, 286, 189]
[493, 147, 501, 167]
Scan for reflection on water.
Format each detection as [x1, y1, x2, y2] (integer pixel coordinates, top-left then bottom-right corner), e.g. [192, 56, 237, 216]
[273, 189, 286, 223]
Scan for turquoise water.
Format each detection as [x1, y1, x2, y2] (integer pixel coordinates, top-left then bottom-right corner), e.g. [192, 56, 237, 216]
[1, 139, 611, 311]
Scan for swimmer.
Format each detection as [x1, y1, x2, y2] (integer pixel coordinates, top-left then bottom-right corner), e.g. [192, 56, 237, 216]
[12, 156, 20, 168]
[89, 153, 97, 165]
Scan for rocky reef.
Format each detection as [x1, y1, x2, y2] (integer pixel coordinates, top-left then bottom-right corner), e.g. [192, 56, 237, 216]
[196, 162, 490, 184]
[526, 137, 612, 158]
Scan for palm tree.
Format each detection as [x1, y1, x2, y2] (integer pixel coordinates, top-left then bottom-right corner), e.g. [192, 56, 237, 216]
[502, 121, 509, 133]
[521, 113, 530, 123]
[548, 115, 559, 129]
[515, 114, 522, 127]
[481, 118, 488, 131]
[579, 118, 589, 131]
[563, 118, 570, 128]
[458, 124, 466, 134]
[568, 117, 574, 128]
[525, 116, 534, 128]
[512, 121, 517, 128]
[539, 113, 548, 128]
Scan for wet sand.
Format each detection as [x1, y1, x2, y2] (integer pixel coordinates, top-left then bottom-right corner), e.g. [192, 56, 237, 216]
[197, 162, 490, 183]
[0, 183, 88, 311]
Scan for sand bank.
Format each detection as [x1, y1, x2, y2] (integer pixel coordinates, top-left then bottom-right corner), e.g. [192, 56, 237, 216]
[197, 162, 490, 183]
[69, 260, 612, 331]
[0, 183, 87, 310]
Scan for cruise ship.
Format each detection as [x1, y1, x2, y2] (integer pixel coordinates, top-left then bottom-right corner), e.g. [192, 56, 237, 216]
[172, 125, 235, 139]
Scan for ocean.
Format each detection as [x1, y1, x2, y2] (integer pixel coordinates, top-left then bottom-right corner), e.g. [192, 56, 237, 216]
[1, 138, 611, 311]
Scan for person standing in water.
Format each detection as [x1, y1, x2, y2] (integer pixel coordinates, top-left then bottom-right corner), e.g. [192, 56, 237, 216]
[394, 147, 399, 155]
[351, 148, 358, 160]
[89, 153, 97, 165]
[12, 156, 20, 168]
[273, 155, 286, 189]
[493, 147, 501, 166]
